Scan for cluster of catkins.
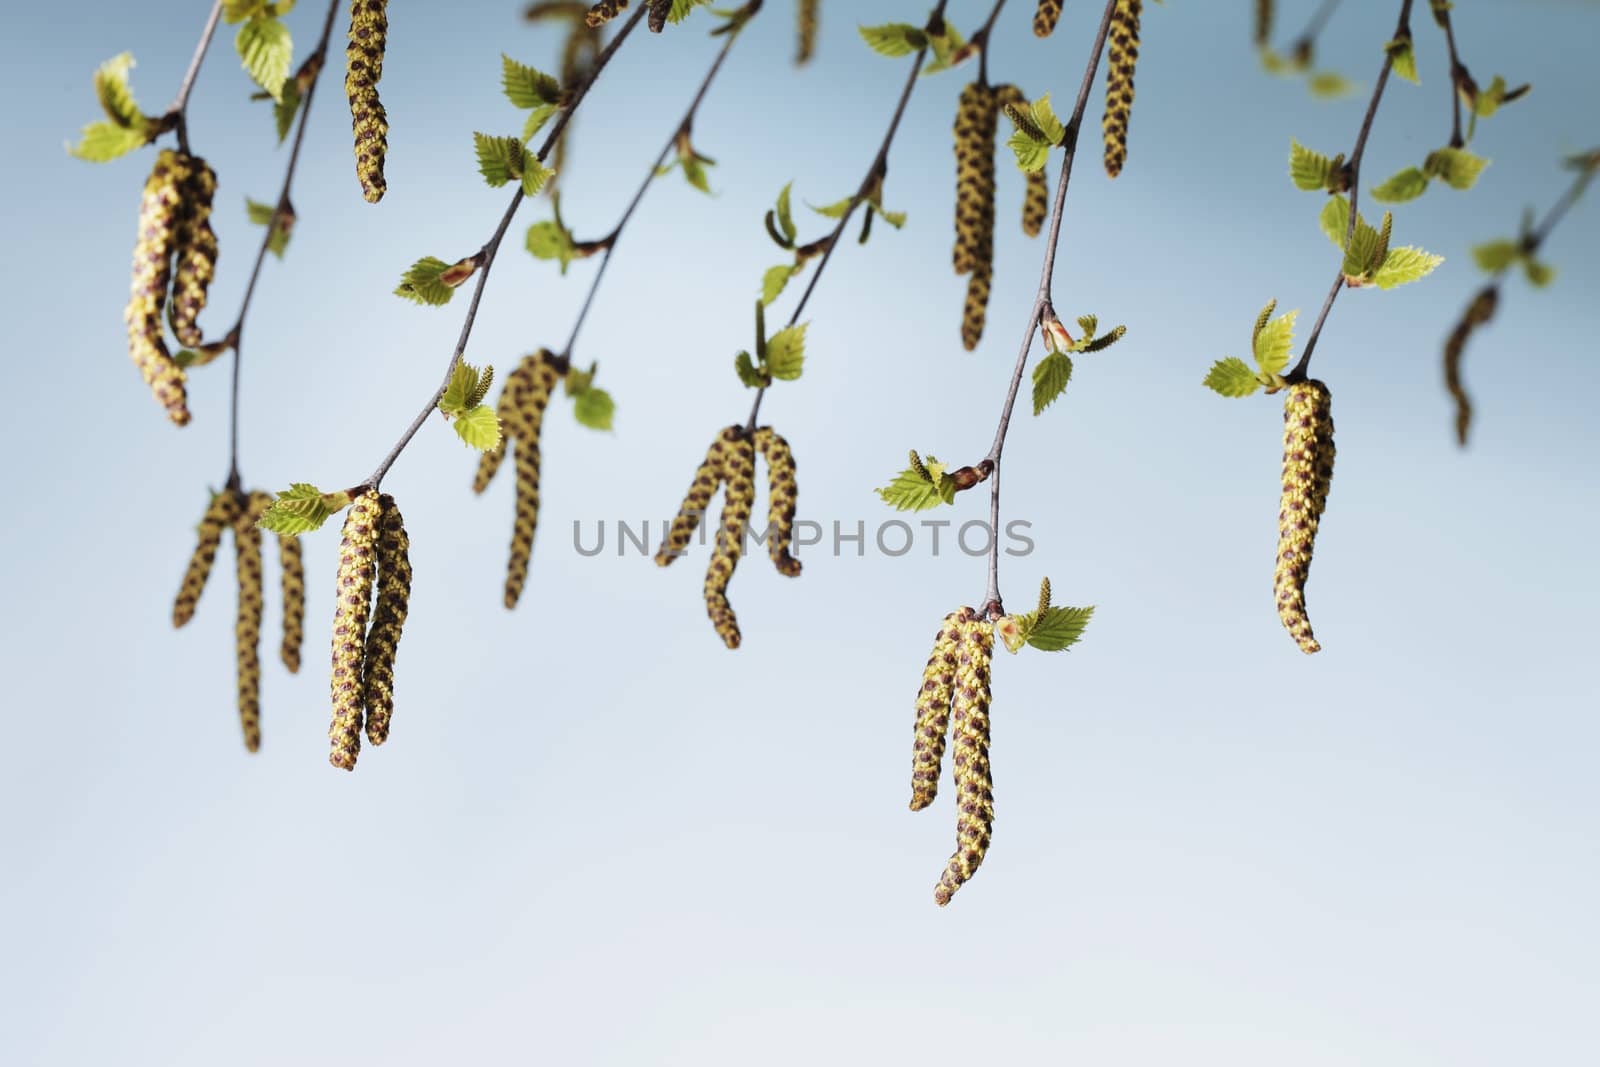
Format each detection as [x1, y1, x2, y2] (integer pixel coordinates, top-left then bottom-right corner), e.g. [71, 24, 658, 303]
[1103, 0, 1143, 178]
[657, 425, 801, 649]
[473, 350, 562, 609]
[125, 148, 220, 425]
[173, 489, 304, 752]
[328, 490, 412, 770]
[346, 0, 390, 203]
[910, 607, 997, 906]
[1275, 381, 1336, 654]
[953, 83, 1049, 350]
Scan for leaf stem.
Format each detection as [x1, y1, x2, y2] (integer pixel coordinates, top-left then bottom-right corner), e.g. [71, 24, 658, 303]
[362, 4, 648, 490]
[745, 0, 950, 432]
[978, 0, 1119, 618]
[167, 0, 226, 156]
[224, 0, 343, 490]
[1288, 0, 1414, 382]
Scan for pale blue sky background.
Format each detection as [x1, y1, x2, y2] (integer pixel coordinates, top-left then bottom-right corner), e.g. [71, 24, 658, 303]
[2, 1, 1597, 1064]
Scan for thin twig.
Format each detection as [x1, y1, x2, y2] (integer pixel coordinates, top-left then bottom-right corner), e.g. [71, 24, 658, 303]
[975, 0, 1009, 88]
[363, 4, 649, 490]
[167, 0, 226, 155]
[1290, 0, 1342, 59]
[978, 0, 1120, 617]
[560, 12, 752, 360]
[746, 0, 951, 432]
[1289, 0, 1415, 381]
[1431, 2, 1466, 148]
[224, 0, 343, 489]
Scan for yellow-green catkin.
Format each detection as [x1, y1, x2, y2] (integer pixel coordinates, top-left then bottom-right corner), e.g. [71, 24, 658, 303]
[277, 530, 305, 673]
[753, 427, 802, 577]
[953, 82, 997, 277]
[234, 493, 272, 753]
[1103, 0, 1143, 178]
[363, 494, 411, 746]
[911, 608, 970, 811]
[655, 429, 732, 567]
[585, 0, 628, 27]
[934, 615, 996, 906]
[1275, 380, 1335, 655]
[168, 156, 218, 348]
[503, 353, 561, 609]
[346, 0, 390, 203]
[126, 148, 192, 426]
[1034, 0, 1063, 38]
[647, 0, 670, 32]
[962, 261, 994, 352]
[704, 431, 755, 650]
[173, 489, 244, 628]
[329, 490, 381, 770]
[1023, 166, 1048, 237]
[797, 0, 819, 64]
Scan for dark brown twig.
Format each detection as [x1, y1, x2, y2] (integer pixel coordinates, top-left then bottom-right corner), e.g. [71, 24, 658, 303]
[166, 0, 226, 155]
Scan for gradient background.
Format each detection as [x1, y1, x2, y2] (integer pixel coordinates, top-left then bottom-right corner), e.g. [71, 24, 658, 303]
[3, 1, 1597, 1063]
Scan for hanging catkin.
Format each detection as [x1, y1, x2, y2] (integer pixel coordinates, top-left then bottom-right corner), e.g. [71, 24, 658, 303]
[797, 0, 819, 64]
[502, 352, 561, 609]
[933, 614, 996, 906]
[1034, 0, 1063, 38]
[234, 493, 272, 752]
[656, 430, 732, 566]
[704, 430, 755, 649]
[910, 608, 970, 811]
[173, 490, 244, 627]
[1275, 380, 1336, 654]
[753, 427, 802, 577]
[329, 490, 381, 770]
[1443, 286, 1498, 446]
[585, 0, 629, 27]
[346, 0, 390, 203]
[952, 82, 997, 276]
[125, 148, 192, 425]
[1023, 165, 1049, 237]
[363, 494, 411, 746]
[167, 156, 219, 348]
[1103, 0, 1142, 178]
[277, 531, 305, 673]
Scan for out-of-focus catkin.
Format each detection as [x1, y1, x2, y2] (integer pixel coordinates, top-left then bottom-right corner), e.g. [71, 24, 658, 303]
[363, 494, 411, 746]
[1103, 0, 1143, 178]
[655, 430, 732, 567]
[346, 0, 390, 203]
[277, 530, 305, 673]
[168, 156, 218, 348]
[797, 0, 819, 64]
[934, 615, 996, 906]
[502, 352, 561, 609]
[1034, 0, 1063, 38]
[952, 82, 997, 277]
[234, 493, 272, 753]
[753, 427, 802, 577]
[1275, 380, 1335, 655]
[962, 260, 993, 352]
[585, 0, 628, 27]
[173, 490, 244, 628]
[647, 0, 670, 32]
[704, 431, 755, 650]
[911, 608, 969, 811]
[1022, 166, 1048, 237]
[126, 148, 191, 425]
[1444, 286, 1498, 446]
[329, 490, 381, 770]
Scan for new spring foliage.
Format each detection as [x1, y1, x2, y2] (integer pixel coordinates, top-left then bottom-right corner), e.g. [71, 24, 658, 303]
[1275, 380, 1335, 654]
[346, 0, 390, 203]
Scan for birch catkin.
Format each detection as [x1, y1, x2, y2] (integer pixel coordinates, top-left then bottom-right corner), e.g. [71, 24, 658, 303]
[585, 0, 628, 27]
[168, 156, 218, 348]
[1023, 166, 1049, 238]
[234, 493, 272, 753]
[934, 615, 996, 906]
[503, 353, 561, 609]
[1275, 380, 1335, 655]
[1103, 0, 1143, 178]
[655, 430, 731, 567]
[647, 0, 670, 33]
[173, 490, 244, 627]
[1034, 0, 1063, 38]
[911, 608, 970, 811]
[797, 0, 819, 64]
[753, 427, 802, 577]
[952, 82, 997, 277]
[329, 490, 381, 770]
[346, 0, 390, 203]
[363, 494, 411, 746]
[277, 531, 305, 673]
[704, 431, 755, 650]
[125, 148, 192, 425]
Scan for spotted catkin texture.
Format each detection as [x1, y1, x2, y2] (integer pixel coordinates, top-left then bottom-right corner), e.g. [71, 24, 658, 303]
[1103, 0, 1143, 178]
[346, 0, 390, 203]
[934, 615, 996, 906]
[704, 431, 755, 649]
[329, 490, 381, 770]
[1034, 0, 1063, 38]
[797, 0, 819, 64]
[1275, 380, 1335, 655]
[952, 82, 997, 277]
[585, 0, 628, 27]
[173, 490, 244, 627]
[1023, 165, 1048, 237]
[502, 353, 561, 609]
[753, 427, 802, 577]
[168, 156, 218, 348]
[911, 608, 970, 811]
[277, 530, 305, 673]
[234, 494, 272, 753]
[126, 148, 192, 426]
[1444, 285, 1498, 446]
[655, 429, 732, 567]
[962, 261, 994, 352]
[363, 494, 411, 746]
[647, 0, 670, 32]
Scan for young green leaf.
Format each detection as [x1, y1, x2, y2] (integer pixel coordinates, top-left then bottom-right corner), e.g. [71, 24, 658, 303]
[257, 483, 350, 536]
[521, 153, 554, 196]
[475, 133, 525, 186]
[1423, 146, 1490, 190]
[809, 195, 854, 219]
[394, 256, 456, 306]
[1523, 259, 1555, 288]
[272, 76, 302, 142]
[1289, 139, 1334, 191]
[1253, 309, 1298, 376]
[94, 53, 145, 129]
[766, 324, 807, 381]
[245, 197, 292, 257]
[1471, 239, 1520, 273]
[574, 387, 615, 431]
[775, 182, 797, 243]
[501, 54, 561, 109]
[1203, 357, 1262, 398]
[734, 350, 769, 388]
[1371, 246, 1444, 289]
[876, 457, 957, 512]
[439, 360, 493, 416]
[237, 16, 292, 102]
[1370, 166, 1429, 203]
[453, 405, 502, 450]
[762, 263, 800, 307]
[68, 122, 149, 162]
[1032, 352, 1073, 415]
[1025, 605, 1094, 652]
[858, 23, 928, 57]
[1307, 71, 1355, 98]
[526, 219, 582, 273]
[1385, 35, 1418, 84]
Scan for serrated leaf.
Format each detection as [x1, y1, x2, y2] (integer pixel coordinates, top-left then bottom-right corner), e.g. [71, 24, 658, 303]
[921, 21, 968, 75]
[1203, 357, 1261, 397]
[67, 121, 148, 162]
[1423, 146, 1490, 190]
[521, 153, 554, 196]
[1370, 166, 1429, 203]
[502, 54, 561, 109]
[453, 405, 502, 451]
[1253, 310, 1298, 376]
[734, 350, 768, 388]
[94, 53, 144, 128]
[1028, 94, 1066, 145]
[244, 197, 292, 256]
[1026, 605, 1093, 652]
[1289, 139, 1334, 191]
[522, 103, 560, 143]
[668, 0, 711, 24]
[574, 387, 615, 431]
[272, 76, 301, 142]
[775, 182, 796, 243]
[223, 0, 267, 21]
[1031, 352, 1073, 415]
[1007, 129, 1051, 173]
[439, 360, 486, 416]
[877, 462, 956, 512]
[1386, 36, 1418, 83]
[766, 324, 806, 380]
[1076, 314, 1098, 337]
[762, 263, 799, 306]
[1318, 195, 1351, 248]
[257, 483, 346, 536]
[858, 23, 927, 57]
[878, 209, 907, 229]
[1372, 246, 1443, 289]
[475, 132, 524, 186]
[394, 256, 455, 306]
[526, 219, 579, 273]
[680, 153, 712, 194]
[809, 195, 853, 219]
[237, 16, 292, 102]
[1471, 239, 1519, 273]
